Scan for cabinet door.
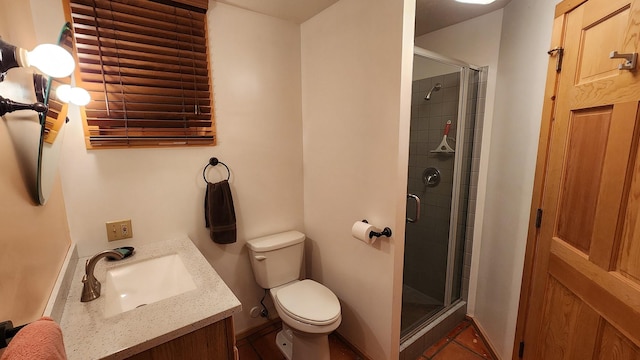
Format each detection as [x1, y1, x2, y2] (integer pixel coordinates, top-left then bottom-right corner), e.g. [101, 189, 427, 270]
[127, 317, 235, 359]
[522, 0, 640, 358]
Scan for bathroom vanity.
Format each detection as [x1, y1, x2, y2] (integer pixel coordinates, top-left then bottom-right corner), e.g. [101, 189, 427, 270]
[54, 237, 241, 359]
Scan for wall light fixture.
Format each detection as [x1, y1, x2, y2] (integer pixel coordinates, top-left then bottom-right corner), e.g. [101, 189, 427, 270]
[0, 39, 76, 116]
[0, 95, 47, 116]
[0, 39, 75, 80]
[0, 73, 48, 116]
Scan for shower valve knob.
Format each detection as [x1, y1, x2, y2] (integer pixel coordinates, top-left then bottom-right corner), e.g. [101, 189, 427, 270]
[422, 168, 441, 187]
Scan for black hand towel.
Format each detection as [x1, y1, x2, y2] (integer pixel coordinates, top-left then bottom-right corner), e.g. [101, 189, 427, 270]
[204, 180, 237, 244]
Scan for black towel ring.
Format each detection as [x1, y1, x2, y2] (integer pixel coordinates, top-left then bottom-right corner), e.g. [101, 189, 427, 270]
[203, 157, 230, 183]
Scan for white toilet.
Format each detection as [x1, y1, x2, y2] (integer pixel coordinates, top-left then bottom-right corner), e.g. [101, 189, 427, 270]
[247, 230, 341, 360]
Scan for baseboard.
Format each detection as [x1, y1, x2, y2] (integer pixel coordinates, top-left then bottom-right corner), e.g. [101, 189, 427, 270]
[333, 331, 371, 360]
[467, 315, 501, 360]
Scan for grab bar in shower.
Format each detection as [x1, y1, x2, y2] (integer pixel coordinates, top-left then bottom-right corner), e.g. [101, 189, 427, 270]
[407, 194, 421, 223]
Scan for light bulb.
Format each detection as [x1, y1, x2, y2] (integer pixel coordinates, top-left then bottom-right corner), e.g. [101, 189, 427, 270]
[23, 44, 75, 78]
[56, 84, 72, 103]
[69, 87, 90, 106]
[56, 85, 90, 106]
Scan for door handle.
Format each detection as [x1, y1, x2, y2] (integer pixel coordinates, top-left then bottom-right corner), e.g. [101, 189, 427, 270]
[407, 194, 421, 223]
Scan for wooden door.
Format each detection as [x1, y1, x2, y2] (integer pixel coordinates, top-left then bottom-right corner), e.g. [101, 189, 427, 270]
[519, 0, 640, 358]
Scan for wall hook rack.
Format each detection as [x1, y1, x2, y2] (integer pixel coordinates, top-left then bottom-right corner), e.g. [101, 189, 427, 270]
[202, 157, 230, 183]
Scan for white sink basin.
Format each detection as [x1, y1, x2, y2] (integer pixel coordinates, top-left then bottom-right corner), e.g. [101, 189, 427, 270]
[104, 253, 197, 317]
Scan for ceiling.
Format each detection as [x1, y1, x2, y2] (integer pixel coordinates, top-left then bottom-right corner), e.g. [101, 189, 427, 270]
[215, 0, 340, 24]
[215, 0, 513, 36]
[415, 0, 513, 36]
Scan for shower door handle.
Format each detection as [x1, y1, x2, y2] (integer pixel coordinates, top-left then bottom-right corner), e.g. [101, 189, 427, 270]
[407, 194, 421, 223]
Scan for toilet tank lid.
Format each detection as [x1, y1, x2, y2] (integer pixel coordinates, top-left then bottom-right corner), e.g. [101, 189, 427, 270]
[246, 230, 305, 252]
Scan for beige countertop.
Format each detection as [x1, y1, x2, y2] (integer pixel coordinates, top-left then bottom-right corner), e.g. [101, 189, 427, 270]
[59, 236, 242, 360]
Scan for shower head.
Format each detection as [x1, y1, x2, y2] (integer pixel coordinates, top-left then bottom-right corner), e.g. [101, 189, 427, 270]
[424, 83, 442, 101]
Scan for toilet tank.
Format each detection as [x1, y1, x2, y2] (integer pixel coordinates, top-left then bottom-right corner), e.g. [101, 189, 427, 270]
[246, 231, 305, 289]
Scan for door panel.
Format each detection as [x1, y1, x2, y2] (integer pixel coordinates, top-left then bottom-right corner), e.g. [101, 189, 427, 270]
[521, 0, 640, 358]
[596, 322, 640, 360]
[619, 136, 640, 281]
[571, 1, 640, 108]
[577, 6, 629, 84]
[589, 102, 638, 269]
[549, 243, 640, 346]
[556, 107, 612, 254]
[537, 275, 600, 359]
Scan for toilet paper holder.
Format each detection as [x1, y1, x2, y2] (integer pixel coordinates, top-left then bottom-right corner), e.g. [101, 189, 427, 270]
[362, 220, 392, 239]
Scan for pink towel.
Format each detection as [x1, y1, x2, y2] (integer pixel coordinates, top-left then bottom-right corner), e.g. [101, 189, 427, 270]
[0, 317, 66, 360]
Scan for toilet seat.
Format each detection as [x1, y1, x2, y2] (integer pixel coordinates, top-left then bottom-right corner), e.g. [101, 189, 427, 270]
[274, 280, 341, 326]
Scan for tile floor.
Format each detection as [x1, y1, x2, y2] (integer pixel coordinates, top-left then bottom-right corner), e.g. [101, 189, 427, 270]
[237, 321, 363, 360]
[416, 318, 494, 360]
[237, 318, 492, 360]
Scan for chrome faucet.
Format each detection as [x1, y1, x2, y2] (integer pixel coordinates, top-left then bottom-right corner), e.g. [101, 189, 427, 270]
[81, 250, 124, 302]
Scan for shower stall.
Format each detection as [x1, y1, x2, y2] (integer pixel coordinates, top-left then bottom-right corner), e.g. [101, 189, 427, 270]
[400, 47, 485, 354]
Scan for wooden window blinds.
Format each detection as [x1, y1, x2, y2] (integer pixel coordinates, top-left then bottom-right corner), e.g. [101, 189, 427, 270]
[65, 0, 214, 148]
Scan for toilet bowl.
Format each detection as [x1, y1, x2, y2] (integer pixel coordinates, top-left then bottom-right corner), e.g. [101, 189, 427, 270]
[246, 231, 342, 360]
[271, 280, 341, 359]
[272, 280, 341, 332]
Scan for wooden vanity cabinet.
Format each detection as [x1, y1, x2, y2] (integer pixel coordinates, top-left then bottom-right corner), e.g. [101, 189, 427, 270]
[126, 317, 236, 360]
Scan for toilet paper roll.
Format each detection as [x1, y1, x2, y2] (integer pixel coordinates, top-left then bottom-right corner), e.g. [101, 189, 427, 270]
[352, 221, 375, 245]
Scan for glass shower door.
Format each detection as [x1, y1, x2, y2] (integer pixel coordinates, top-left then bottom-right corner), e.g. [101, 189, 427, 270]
[401, 53, 479, 339]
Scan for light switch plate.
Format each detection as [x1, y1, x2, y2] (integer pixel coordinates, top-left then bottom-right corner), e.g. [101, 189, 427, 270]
[106, 219, 133, 241]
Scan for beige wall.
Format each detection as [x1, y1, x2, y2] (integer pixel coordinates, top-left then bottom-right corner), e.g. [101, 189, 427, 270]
[0, 121, 71, 326]
[474, 0, 557, 358]
[0, 1, 71, 327]
[301, 0, 415, 358]
[58, 1, 303, 333]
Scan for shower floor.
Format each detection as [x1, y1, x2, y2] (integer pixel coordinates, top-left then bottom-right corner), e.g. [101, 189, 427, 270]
[401, 285, 444, 336]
